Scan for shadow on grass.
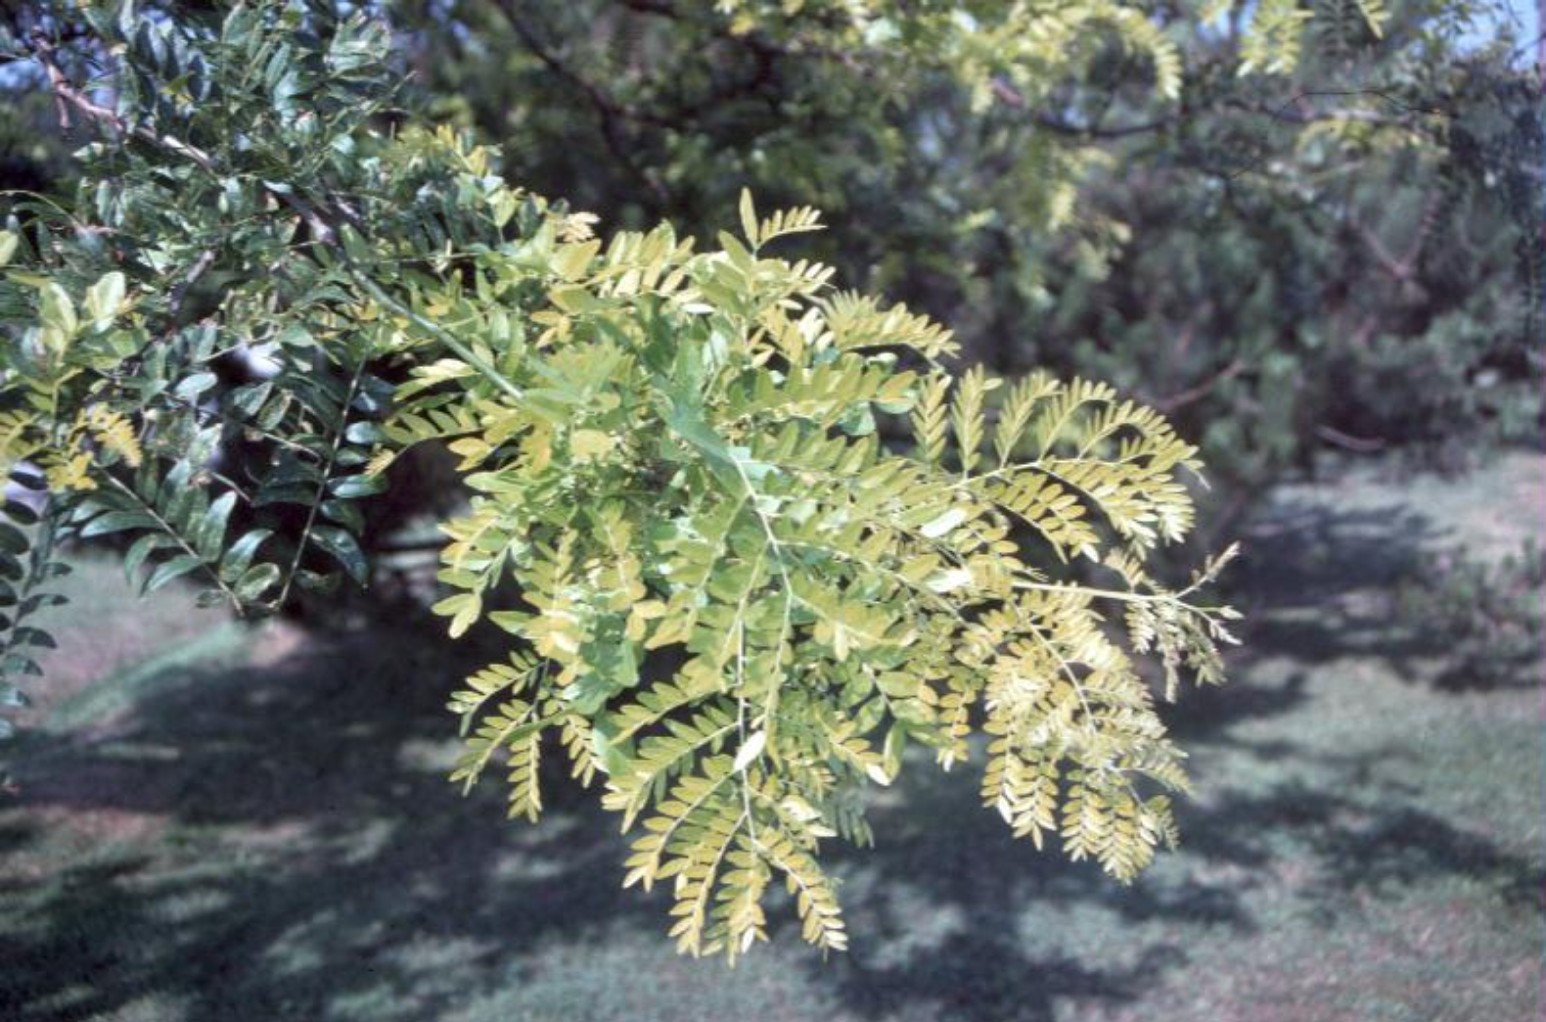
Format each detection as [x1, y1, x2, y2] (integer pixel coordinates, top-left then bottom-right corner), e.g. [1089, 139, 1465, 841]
[798, 496, 1544, 1019]
[1174, 772, 1546, 907]
[3, 616, 1219, 1022]
[806, 760, 1241, 1022]
[805, 739, 1544, 1021]
[1234, 500, 1543, 689]
[2, 494, 1541, 1021]
[0, 623, 671, 1022]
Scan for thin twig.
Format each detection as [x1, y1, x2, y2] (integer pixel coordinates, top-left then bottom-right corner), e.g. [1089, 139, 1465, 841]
[1153, 359, 1245, 413]
[1316, 424, 1386, 452]
[33, 34, 218, 174]
[167, 249, 217, 319]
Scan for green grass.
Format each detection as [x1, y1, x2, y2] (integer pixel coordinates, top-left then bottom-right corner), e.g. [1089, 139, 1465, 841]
[2, 454, 1542, 1022]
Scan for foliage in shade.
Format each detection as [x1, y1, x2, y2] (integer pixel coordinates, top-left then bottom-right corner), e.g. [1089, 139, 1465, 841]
[389, 0, 1541, 498]
[1, 1, 1239, 959]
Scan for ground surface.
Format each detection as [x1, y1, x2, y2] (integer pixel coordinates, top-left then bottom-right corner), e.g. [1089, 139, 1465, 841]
[2, 453, 1543, 1022]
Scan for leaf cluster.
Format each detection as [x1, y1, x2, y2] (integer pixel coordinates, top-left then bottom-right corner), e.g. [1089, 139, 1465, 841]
[420, 191, 1239, 957]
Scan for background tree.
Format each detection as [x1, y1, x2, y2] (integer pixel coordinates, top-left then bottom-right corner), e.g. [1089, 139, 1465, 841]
[389, 0, 1543, 508]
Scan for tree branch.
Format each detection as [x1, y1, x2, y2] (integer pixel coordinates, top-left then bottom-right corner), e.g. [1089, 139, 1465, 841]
[31, 34, 217, 175]
[1152, 361, 1245, 414]
[493, 1, 670, 204]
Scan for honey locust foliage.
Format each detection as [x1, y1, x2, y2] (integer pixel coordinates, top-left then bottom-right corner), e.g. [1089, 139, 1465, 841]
[1, 1, 1237, 960]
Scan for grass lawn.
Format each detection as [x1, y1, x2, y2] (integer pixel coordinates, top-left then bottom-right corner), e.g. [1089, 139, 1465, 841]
[2, 453, 1542, 1022]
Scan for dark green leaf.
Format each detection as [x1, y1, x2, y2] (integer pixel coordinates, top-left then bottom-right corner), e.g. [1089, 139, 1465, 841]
[293, 569, 341, 594]
[196, 491, 238, 560]
[309, 526, 368, 585]
[234, 562, 281, 602]
[124, 531, 171, 583]
[143, 554, 205, 594]
[2, 502, 39, 527]
[8, 626, 55, 650]
[18, 593, 67, 616]
[219, 529, 274, 582]
[1, 653, 41, 677]
[254, 483, 319, 507]
[327, 474, 387, 500]
[319, 499, 364, 533]
[173, 372, 220, 402]
[79, 510, 157, 538]
[228, 381, 274, 418]
[0, 524, 28, 556]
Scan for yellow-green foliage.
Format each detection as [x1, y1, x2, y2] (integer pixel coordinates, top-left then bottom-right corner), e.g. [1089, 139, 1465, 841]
[716, 0, 1364, 95]
[417, 193, 1239, 961]
[0, 5, 1240, 962]
[0, 241, 136, 494]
